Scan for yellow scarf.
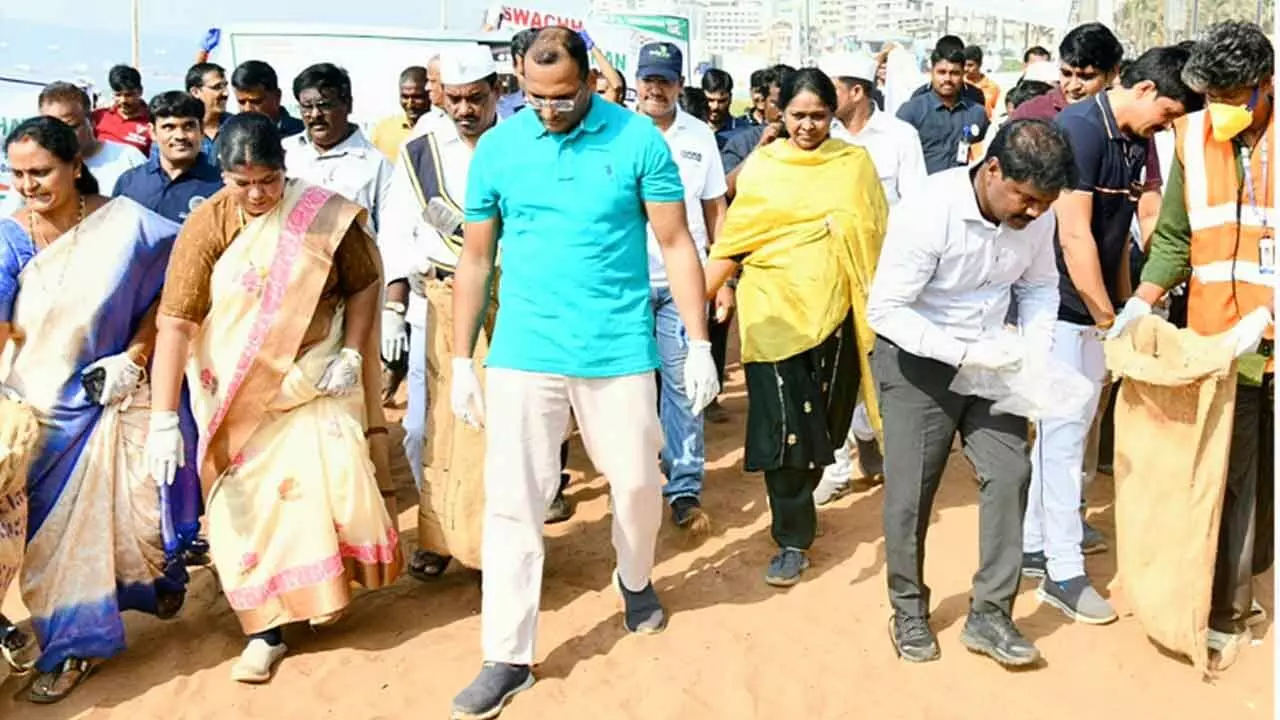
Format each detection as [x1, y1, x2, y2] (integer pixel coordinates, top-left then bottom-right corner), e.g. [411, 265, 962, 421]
[711, 138, 888, 436]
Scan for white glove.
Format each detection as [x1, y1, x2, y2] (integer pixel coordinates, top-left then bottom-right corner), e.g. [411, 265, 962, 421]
[450, 357, 485, 429]
[407, 263, 435, 297]
[145, 410, 184, 487]
[684, 339, 721, 416]
[0, 383, 23, 403]
[960, 340, 1023, 372]
[1226, 307, 1273, 358]
[81, 352, 145, 406]
[316, 348, 363, 396]
[381, 306, 409, 362]
[1105, 297, 1152, 340]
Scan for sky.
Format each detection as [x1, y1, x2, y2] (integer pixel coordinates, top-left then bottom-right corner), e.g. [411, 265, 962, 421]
[0, 0, 494, 86]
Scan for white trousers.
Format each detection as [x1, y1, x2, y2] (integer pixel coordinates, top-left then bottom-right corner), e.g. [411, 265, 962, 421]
[1024, 321, 1108, 580]
[480, 368, 664, 665]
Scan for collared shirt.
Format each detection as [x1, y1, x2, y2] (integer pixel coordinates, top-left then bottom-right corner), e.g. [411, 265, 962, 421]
[846, 111, 927, 206]
[112, 151, 224, 223]
[276, 108, 306, 139]
[867, 166, 1059, 367]
[284, 127, 393, 231]
[969, 74, 1002, 119]
[648, 109, 727, 287]
[466, 96, 684, 378]
[370, 113, 415, 162]
[379, 119, 480, 329]
[711, 114, 753, 151]
[896, 91, 989, 175]
[497, 91, 526, 120]
[407, 106, 449, 143]
[1053, 91, 1150, 325]
[722, 124, 766, 174]
[92, 106, 152, 156]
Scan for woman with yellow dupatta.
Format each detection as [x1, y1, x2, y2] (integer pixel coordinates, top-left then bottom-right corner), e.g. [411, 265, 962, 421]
[705, 68, 888, 587]
[146, 114, 402, 684]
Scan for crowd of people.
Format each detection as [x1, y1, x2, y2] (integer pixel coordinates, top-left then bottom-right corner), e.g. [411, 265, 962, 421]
[0, 14, 1272, 720]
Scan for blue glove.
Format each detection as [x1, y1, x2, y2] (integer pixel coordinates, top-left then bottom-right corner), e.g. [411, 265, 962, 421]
[579, 30, 595, 51]
[200, 28, 222, 53]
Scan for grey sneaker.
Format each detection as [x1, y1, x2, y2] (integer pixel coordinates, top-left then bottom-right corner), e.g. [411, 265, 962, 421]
[813, 476, 853, 506]
[1038, 575, 1118, 625]
[451, 662, 535, 720]
[614, 573, 668, 634]
[1021, 551, 1047, 579]
[765, 548, 810, 587]
[1208, 628, 1253, 671]
[1081, 520, 1108, 555]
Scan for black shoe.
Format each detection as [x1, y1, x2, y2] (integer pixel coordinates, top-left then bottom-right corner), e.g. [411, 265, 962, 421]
[890, 614, 940, 663]
[184, 536, 211, 567]
[614, 573, 668, 634]
[1021, 551, 1047, 579]
[545, 489, 573, 525]
[671, 496, 709, 533]
[959, 609, 1041, 667]
[451, 662, 535, 720]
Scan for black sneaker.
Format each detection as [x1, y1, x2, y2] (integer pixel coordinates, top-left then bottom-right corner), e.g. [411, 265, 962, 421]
[614, 573, 668, 634]
[1081, 520, 1108, 555]
[764, 548, 810, 587]
[671, 496, 710, 533]
[451, 662, 535, 720]
[545, 486, 573, 525]
[1021, 551, 1047, 579]
[890, 614, 940, 663]
[959, 609, 1041, 667]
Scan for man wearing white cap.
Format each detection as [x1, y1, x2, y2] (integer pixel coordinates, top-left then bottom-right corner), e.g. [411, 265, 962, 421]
[813, 53, 927, 505]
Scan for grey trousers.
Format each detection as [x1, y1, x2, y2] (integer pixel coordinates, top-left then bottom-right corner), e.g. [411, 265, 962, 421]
[874, 338, 1032, 618]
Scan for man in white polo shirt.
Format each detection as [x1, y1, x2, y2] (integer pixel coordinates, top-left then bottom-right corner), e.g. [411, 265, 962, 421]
[635, 42, 728, 533]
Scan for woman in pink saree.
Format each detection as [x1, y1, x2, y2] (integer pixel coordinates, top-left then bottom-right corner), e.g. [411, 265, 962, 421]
[146, 113, 401, 684]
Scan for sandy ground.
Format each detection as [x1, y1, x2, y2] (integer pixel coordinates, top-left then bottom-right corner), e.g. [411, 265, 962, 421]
[0, 334, 1274, 720]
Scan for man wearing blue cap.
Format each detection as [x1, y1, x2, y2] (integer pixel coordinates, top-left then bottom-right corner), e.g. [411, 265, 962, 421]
[635, 41, 728, 536]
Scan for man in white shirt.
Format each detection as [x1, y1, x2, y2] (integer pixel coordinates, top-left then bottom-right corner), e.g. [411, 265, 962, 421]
[283, 63, 392, 229]
[867, 120, 1074, 668]
[816, 54, 929, 505]
[0, 82, 145, 215]
[635, 42, 728, 533]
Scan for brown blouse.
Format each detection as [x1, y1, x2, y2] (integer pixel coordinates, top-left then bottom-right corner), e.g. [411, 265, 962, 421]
[159, 186, 380, 347]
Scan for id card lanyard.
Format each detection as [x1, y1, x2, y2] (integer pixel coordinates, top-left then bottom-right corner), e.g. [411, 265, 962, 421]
[1241, 136, 1273, 274]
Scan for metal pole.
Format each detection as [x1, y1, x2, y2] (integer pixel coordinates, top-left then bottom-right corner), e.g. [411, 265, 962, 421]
[1190, 0, 1199, 35]
[440, 0, 448, 30]
[131, 0, 141, 69]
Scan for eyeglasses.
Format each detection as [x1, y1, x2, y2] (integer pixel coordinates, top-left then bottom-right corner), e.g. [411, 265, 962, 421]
[202, 81, 228, 92]
[526, 96, 579, 112]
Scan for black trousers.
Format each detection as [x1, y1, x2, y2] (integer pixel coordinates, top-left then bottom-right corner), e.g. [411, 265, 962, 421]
[1211, 377, 1275, 633]
[766, 468, 821, 550]
[875, 338, 1032, 618]
[709, 307, 732, 384]
[558, 440, 570, 494]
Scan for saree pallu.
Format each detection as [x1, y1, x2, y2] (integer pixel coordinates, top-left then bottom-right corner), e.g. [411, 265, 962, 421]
[187, 183, 401, 634]
[0, 201, 200, 673]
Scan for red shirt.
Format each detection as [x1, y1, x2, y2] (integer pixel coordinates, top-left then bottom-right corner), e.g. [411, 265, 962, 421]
[92, 107, 152, 156]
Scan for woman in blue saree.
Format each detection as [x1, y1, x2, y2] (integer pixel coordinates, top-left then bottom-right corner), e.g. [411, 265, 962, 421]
[0, 117, 201, 703]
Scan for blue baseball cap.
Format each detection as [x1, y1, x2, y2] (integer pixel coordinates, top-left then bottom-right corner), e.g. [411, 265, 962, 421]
[637, 42, 684, 83]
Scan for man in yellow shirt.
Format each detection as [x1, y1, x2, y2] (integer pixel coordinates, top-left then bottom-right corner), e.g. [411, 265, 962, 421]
[371, 66, 430, 162]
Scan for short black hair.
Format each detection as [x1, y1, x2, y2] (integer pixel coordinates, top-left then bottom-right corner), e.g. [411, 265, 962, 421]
[527, 26, 590, 82]
[1059, 22, 1124, 73]
[1006, 79, 1053, 109]
[701, 68, 734, 95]
[108, 64, 143, 93]
[1122, 45, 1204, 112]
[935, 35, 965, 56]
[750, 69, 768, 93]
[292, 63, 353, 104]
[186, 62, 225, 93]
[986, 119, 1077, 195]
[216, 112, 286, 171]
[963, 45, 984, 66]
[1024, 46, 1051, 64]
[38, 81, 91, 114]
[778, 67, 838, 114]
[931, 46, 965, 67]
[511, 28, 540, 60]
[679, 87, 708, 121]
[232, 60, 281, 92]
[762, 64, 797, 93]
[400, 65, 427, 85]
[149, 91, 205, 122]
[1181, 20, 1274, 94]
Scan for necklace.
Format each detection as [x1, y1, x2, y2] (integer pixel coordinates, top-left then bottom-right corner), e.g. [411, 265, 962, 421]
[26, 195, 87, 294]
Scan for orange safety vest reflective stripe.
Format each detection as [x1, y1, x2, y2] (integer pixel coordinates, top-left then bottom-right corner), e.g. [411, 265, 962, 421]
[1174, 110, 1275, 358]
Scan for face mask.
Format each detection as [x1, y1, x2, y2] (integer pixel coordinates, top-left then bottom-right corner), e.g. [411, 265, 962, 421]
[1208, 88, 1259, 142]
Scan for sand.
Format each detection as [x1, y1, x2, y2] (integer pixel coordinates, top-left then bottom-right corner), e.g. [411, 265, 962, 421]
[0, 343, 1274, 719]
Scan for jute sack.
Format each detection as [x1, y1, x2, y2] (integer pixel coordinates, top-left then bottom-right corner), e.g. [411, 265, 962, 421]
[417, 279, 496, 569]
[1105, 315, 1237, 673]
[0, 395, 42, 603]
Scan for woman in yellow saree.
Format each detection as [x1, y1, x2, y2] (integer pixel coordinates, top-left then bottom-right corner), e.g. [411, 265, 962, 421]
[705, 68, 888, 588]
[146, 114, 401, 684]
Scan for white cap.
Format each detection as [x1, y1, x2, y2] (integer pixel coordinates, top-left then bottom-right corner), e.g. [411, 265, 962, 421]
[821, 53, 878, 84]
[1023, 60, 1058, 85]
[440, 44, 498, 86]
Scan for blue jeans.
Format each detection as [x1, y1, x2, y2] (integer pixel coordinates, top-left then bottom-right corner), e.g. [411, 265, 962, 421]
[652, 286, 705, 502]
[403, 325, 427, 492]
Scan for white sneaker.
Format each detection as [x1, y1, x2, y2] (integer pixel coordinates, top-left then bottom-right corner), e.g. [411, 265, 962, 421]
[230, 639, 288, 684]
[1207, 628, 1251, 671]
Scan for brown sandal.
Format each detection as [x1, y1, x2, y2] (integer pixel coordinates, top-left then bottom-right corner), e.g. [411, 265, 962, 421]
[28, 657, 94, 704]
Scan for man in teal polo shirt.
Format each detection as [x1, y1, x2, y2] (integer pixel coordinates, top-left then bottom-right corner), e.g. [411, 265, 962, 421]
[448, 27, 720, 720]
